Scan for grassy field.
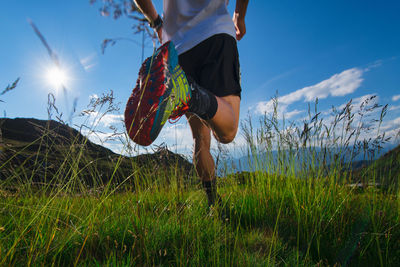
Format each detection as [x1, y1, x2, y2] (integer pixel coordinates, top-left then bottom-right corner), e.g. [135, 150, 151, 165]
[1, 96, 399, 266]
[1, 168, 399, 266]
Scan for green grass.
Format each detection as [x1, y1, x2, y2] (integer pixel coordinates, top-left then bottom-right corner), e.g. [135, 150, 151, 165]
[1, 173, 399, 266]
[1, 95, 399, 266]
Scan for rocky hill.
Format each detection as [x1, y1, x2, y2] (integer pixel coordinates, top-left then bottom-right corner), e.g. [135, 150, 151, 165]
[0, 118, 195, 190]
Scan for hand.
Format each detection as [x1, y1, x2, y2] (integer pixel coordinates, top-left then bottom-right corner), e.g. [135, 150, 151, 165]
[233, 12, 246, 41]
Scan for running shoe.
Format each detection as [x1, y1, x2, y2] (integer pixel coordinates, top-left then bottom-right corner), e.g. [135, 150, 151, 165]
[124, 41, 191, 146]
[167, 66, 192, 122]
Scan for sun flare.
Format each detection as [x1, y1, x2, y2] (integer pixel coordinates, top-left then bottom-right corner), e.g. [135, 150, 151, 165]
[46, 66, 68, 88]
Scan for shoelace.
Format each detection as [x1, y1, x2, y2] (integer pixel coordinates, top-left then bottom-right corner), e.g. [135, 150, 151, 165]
[168, 96, 190, 124]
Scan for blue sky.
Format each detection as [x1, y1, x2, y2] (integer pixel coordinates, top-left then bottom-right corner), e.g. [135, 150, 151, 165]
[1, 1, 400, 156]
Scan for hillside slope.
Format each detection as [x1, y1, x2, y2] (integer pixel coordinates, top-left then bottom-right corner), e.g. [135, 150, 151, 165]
[351, 144, 400, 190]
[0, 118, 195, 189]
[367, 144, 399, 189]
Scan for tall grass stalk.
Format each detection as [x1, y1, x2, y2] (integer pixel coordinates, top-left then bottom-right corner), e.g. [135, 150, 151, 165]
[0, 94, 399, 266]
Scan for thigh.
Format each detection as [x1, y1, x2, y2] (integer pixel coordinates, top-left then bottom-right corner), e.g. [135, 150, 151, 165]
[221, 95, 241, 122]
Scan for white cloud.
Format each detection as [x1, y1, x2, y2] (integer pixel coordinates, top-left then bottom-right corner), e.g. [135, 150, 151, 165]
[80, 53, 97, 72]
[256, 68, 364, 116]
[314, 94, 400, 147]
[254, 98, 304, 119]
[159, 123, 194, 153]
[285, 109, 304, 119]
[319, 94, 379, 128]
[82, 110, 123, 128]
[89, 94, 99, 100]
[337, 94, 378, 111]
[284, 68, 363, 102]
[379, 116, 400, 142]
[381, 117, 400, 131]
[392, 94, 400, 102]
[364, 60, 383, 71]
[81, 128, 116, 144]
[258, 67, 300, 90]
[389, 105, 400, 111]
[255, 99, 275, 115]
[102, 142, 127, 154]
[101, 114, 124, 127]
[158, 122, 251, 157]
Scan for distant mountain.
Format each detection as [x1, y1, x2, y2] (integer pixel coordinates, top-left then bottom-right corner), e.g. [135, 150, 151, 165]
[0, 118, 195, 190]
[220, 143, 399, 190]
[223, 145, 395, 174]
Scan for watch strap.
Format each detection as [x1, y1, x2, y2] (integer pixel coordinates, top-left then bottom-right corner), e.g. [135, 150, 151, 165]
[149, 15, 163, 30]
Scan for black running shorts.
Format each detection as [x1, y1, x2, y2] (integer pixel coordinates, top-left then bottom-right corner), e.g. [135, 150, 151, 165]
[178, 33, 242, 98]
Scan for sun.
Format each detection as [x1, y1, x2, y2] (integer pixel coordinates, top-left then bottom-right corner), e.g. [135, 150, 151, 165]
[46, 66, 68, 89]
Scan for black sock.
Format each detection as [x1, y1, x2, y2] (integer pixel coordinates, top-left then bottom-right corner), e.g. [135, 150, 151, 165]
[202, 179, 221, 207]
[188, 79, 218, 120]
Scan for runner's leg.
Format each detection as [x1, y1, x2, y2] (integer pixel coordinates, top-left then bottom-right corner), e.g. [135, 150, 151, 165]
[186, 113, 222, 206]
[186, 113, 214, 181]
[186, 93, 239, 205]
[207, 94, 240, 144]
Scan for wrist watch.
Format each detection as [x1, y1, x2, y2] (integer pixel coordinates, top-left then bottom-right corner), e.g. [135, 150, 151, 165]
[149, 15, 163, 31]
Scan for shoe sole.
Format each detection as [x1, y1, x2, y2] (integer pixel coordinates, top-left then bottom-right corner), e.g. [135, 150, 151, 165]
[124, 41, 179, 146]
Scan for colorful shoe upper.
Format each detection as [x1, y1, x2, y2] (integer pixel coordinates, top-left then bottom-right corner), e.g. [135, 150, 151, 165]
[124, 41, 191, 146]
[167, 64, 191, 122]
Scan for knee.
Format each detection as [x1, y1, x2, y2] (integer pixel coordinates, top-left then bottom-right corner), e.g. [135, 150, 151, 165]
[215, 130, 237, 144]
[217, 135, 234, 144]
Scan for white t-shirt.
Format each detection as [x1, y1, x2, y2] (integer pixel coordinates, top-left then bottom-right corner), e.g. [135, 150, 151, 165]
[162, 0, 236, 55]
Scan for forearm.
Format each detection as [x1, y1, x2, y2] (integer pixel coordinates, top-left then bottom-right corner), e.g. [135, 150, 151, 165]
[235, 0, 249, 20]
[134, 0, 159, 22]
